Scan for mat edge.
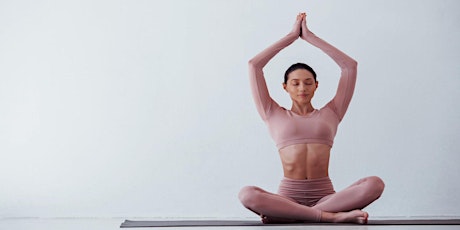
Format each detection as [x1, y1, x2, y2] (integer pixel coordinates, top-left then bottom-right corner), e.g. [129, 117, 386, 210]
[120, 219, 460, 228]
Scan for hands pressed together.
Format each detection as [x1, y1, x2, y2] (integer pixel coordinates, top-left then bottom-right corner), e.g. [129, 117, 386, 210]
[291, 12, 311, 40]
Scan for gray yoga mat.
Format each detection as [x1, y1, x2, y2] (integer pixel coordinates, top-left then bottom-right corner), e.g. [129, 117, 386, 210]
[120, 219, 460, 228]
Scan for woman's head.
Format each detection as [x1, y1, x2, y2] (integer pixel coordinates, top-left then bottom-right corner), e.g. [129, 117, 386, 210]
[283, 63, 318, 104]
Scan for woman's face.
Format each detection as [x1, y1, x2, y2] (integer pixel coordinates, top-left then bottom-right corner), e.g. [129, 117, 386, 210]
[283, 69, 318, 104]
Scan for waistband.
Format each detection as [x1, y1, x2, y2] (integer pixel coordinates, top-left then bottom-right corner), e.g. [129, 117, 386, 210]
[278, 177, 335, 207]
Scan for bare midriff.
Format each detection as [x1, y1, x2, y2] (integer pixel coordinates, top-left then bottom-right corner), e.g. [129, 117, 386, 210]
[279, 143, 331, 180]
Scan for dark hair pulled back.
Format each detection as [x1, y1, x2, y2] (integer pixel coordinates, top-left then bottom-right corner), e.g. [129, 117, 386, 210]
[284, 63, 317, 84]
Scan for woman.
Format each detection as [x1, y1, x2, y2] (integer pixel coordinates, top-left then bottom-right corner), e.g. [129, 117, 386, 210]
[238, 13, 385, 224]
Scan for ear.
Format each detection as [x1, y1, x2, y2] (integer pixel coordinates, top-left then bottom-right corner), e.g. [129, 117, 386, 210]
[282, 83, 287, 92]
[315, 81, 319, 89]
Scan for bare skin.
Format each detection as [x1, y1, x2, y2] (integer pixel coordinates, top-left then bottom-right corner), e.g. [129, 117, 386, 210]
[258, 12, 369, 224]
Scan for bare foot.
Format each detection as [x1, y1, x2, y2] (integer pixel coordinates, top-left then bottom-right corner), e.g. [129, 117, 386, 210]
[333, 210, 369, 224]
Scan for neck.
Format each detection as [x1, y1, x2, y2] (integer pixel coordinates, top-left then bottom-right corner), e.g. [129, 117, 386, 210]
[291, 102, 315, 116]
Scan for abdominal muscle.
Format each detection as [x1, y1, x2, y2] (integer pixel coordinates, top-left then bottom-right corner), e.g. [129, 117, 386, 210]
[279, 143, 331, 180]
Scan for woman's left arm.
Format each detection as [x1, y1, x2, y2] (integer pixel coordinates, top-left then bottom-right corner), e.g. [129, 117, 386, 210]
[300, 14, 358, 121]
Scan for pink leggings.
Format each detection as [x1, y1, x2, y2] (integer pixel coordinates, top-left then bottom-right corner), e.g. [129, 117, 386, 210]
[238, 176, 384, 222]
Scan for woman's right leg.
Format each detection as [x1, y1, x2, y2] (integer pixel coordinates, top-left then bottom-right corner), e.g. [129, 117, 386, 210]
[238, 185, 368, 224]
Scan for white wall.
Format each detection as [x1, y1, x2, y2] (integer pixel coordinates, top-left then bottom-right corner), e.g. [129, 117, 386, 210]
[1, 0, 459, 218]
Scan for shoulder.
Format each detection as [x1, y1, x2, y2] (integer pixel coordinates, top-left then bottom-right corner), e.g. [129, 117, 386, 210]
[265, 103, 288, 119]
[319, 102, 341, 120]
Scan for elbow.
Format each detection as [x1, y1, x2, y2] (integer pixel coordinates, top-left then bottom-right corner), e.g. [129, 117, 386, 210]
[344, 59, 358, 72]
[349, 59, 358, 69]
[248, 58, 261, 72]
[248, 58, 257, 67]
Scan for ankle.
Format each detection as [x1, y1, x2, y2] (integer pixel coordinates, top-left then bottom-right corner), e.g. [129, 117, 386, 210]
[318, 211, 336, 223]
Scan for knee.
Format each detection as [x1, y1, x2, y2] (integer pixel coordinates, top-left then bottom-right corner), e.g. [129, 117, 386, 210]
[365, 176, 385, 198]
[238, 186, 263, 209]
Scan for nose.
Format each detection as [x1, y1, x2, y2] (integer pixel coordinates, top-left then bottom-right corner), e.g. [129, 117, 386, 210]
[299, 84, 307, 91]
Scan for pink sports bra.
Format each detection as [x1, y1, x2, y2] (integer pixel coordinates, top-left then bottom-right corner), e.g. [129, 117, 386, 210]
[248, 30, 357, 150]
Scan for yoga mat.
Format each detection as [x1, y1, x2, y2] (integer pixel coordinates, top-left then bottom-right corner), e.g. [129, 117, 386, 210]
[120, 219, 460, 228]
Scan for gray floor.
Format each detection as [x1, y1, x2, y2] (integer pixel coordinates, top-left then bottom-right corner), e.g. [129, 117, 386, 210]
[1, 218, 460, 230]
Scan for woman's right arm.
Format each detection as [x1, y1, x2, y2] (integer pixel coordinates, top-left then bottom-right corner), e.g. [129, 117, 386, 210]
[249, 15, 302, 121]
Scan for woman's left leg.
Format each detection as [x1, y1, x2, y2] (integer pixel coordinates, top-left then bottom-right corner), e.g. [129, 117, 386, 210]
[312, 176, 385, 212]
